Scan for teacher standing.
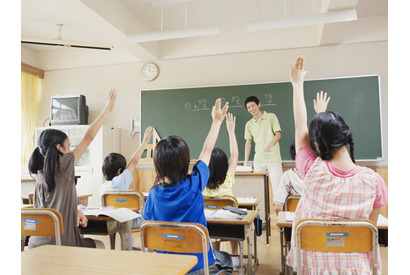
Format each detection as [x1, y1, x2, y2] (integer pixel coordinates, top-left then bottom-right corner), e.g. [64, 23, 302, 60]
[244, 96, 283, 196]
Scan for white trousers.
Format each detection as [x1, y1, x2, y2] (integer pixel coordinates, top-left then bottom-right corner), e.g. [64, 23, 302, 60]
[253, 162, 283, 195]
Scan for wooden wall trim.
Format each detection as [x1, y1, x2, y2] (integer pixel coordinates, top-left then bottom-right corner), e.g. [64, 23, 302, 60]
[21, 62, 44, 79]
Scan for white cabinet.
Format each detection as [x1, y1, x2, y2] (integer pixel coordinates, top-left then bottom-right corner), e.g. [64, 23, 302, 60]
[35, 125, 119, 207]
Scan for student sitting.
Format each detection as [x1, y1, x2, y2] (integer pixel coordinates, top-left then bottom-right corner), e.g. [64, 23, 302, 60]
[286, 56, 388, 274]
[202, 113, 240, 266]
[100, 126, 153, 233]
[273, 96, 330, 215]
[143, 99, 229, 275]
[28, 89, 117, 249]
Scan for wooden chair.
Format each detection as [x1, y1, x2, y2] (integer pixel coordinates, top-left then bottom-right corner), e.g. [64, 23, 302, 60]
[21, 208, 64, 251]
[101, 191, 145, 249]
[295, 219, 379, 274]
[203, 195, 238, 210]
[284, 194, 301, 212]
[140, 221, 210, 275]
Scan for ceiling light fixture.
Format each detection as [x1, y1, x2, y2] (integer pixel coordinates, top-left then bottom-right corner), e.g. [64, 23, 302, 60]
[247, 9, 357, 32]
[21, 24, 113, 51]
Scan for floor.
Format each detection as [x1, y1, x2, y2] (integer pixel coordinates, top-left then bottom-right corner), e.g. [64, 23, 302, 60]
[86, 214, 388, 274]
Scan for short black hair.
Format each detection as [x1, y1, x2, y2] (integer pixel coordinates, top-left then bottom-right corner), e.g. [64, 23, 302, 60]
[207, 148, 229, 190]
[102, 153, 127, 181]
[290, 140, 296, 160]
[153, 136, 190, 186]
[244, 96, 259, 107]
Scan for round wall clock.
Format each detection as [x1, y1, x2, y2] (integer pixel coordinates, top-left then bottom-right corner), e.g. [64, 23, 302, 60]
[141, 62, 159, 81]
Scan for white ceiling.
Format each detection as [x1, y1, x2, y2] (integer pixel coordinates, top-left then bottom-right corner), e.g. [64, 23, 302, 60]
[21, 0, 388, 70]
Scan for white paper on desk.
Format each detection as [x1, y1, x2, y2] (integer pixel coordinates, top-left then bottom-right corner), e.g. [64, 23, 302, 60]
[285, 212, 295, 222]
[205, 209, 243, 220]
[377, 214, 388, 227]
[237, 197, 257, 204]
[235, 166, 252, 173]
[83, 207, 140, 223]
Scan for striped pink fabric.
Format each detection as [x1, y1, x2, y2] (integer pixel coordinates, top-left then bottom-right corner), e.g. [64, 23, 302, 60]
[286, 156, 382, 274]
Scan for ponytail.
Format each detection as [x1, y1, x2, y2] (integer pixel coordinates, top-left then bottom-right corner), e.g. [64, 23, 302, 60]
[28, 147, 44, 175]
[43, 145, 63, 191]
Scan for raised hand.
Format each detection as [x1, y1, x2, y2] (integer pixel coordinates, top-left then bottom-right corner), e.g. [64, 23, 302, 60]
[142, 126, 153, 143]
[226, 112, 236, 133]
[313, 91, 331, 114]
[290, 56, 308, 87]
[104, 89, 117, 113]
[211, 98, 229, 123]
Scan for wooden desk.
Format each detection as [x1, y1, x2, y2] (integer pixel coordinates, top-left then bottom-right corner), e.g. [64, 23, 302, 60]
[276, 211, 389, 275]
[21, 245, 198, 275]
[206, 210, 258, 275]
[233, 173, 271, 245]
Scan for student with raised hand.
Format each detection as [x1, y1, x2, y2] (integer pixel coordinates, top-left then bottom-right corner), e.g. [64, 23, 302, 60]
[28, 89, 117, 249]
[202, 112, 240, 265]
[286, 56, 388, 274]
[273, 91, 331, 215]
[143, 98, 229, 275]
[100, 126, 153, 195]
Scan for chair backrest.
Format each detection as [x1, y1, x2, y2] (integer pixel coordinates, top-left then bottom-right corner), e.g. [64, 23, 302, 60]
[21, 208, 64, 246]
[295, 219, 379, 274]
[284, 194, 301, 212]
[101, 191, 145, 211]
[140, 221, 210, 275]
[203, 195, 238, 210]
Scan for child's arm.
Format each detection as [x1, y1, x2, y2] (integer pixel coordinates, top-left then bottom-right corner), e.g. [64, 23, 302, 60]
[313, 91, 331, 114]
[198, 98, 229, 166]
[126, 126, 153, 174]
[290, 56, 309, 152]
[73, 89, 117, 164]
[226, 113, 238, 175]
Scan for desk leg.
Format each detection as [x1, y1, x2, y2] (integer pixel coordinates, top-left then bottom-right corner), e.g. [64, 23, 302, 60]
[239, 240, 244, 275]
[264, 175, 271, 245]
[279, 227, 286, 275]
[246, 224, 254, 275]
[118, 220, 133, 251]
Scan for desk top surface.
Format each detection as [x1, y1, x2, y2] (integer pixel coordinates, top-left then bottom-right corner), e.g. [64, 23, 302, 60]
[276, 211, 388, 229]
[21, 245, 197, 275]
[206, 209, 258, 225]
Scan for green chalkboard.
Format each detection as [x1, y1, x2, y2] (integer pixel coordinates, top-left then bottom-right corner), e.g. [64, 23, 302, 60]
[141, 75, 382, 161]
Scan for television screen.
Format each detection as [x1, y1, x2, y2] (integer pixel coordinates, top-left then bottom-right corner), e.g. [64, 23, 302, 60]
[51, 97, 79, 121]
[50, 95, 88, 125]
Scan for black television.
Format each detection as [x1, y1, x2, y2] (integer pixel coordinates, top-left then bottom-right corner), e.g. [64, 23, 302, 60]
[50, 95, 89, 126]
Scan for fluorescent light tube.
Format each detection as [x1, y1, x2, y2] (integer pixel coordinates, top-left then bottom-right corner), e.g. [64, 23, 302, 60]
[21, 37, 113, 51]
[247, 9, 357, 32]
[128, 27, 220, 43]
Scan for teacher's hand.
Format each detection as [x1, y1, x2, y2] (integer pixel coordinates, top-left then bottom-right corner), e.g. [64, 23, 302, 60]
[263, 145, 272, 152]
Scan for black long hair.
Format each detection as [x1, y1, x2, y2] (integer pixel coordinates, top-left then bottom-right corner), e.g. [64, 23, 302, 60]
[206, 148, 229, 190]
[28, 129, 68, 191]
[309, 111, 355, 163]
[153, 136, 190, 186]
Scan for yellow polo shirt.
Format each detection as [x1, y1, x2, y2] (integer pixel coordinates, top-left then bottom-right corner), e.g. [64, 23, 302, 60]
[245, 111, 282, 163]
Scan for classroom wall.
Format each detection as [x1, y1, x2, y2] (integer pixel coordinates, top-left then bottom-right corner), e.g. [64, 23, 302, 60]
[22, 40, 388, 166]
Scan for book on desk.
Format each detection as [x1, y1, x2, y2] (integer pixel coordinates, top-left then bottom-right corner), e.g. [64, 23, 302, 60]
[83, 206, 140, 223]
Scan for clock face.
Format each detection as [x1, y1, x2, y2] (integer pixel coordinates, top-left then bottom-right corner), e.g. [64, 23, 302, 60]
[141, 62, 159, 81]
